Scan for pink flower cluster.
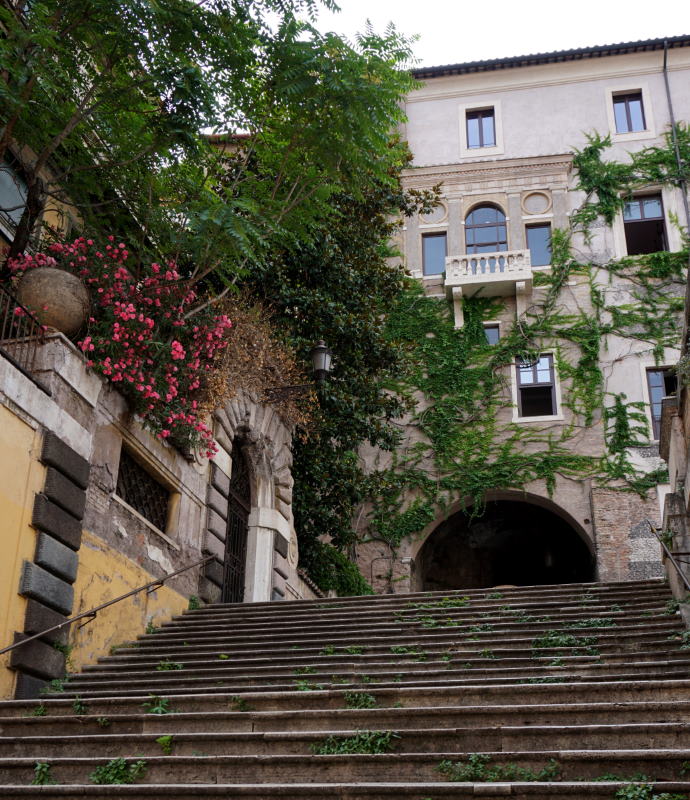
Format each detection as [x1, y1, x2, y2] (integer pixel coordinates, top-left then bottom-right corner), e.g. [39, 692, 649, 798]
[9, 237, 233, 458]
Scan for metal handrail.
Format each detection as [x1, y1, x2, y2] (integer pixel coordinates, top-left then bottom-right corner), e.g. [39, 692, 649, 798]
[0, 554, 214, 657]
[647, 519, 690, 594]
[0, 283, 50, 394]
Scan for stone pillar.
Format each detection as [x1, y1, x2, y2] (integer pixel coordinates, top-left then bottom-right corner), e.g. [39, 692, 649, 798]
[246, 508, 291, 602]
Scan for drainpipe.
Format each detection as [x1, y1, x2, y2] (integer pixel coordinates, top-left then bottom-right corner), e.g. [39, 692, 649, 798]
[662, 40, 690, 357]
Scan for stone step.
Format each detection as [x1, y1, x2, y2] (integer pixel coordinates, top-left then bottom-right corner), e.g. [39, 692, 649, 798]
[5, 677, 690, 718]
[3, 721, 690, 759]
[4, 698, 690, 736]
[99, 624, 683, 660]
[158, 591, 671, 632]
[1, 781, 689, 799]
[62, 658, 690, 696]
[1, 748, 690, 785]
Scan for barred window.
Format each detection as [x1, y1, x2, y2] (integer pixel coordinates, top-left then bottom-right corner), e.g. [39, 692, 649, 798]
[115, 448, 169, 532]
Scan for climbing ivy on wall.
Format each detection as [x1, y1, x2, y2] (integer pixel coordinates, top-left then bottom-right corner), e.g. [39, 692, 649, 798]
[360, 128, 689, 562]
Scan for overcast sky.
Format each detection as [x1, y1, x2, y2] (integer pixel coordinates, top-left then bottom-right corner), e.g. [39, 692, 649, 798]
[311, 0, 689, 68]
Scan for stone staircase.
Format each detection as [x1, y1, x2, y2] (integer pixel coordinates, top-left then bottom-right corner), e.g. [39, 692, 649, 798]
[0, 578, 689, 797]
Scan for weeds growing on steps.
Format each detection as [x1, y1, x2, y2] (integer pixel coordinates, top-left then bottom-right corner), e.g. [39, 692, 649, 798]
[142, 695, 174, 714]
[569, 617, 618, 629]
[343, 691, 378, 709]
[156, 659, 183, 671]
[311, 730, 400, 755]
[294, 665, 317, 675]
[614, 783, 687, 800]
[438, 754, 561, 782]
[90, 757, 147, 785]
[27, 703, 46, 717]
[31, 762, 58, 785]
[71, 696, 87, 715]
[155, 735, 174, 755]
[229, 696, 251, 712]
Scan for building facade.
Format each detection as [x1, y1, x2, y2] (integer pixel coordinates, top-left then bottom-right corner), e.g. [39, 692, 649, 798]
[356, 36, 690, 594]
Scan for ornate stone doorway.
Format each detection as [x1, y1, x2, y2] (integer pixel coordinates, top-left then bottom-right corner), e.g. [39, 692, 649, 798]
[417, 499, 594, 591]
[222, 441, 251, 602]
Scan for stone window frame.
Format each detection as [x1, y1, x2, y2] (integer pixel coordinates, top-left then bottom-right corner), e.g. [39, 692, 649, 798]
[605, 82, 655, 144]
[458, 99, 504, 159]
[510, 352, 565, 424]
[421, 231, 448, 277]
[112, 440, 182, 550]
[640, 363, 678, 442]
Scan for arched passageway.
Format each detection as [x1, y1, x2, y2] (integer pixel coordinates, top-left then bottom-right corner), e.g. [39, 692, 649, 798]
[417, 500, 594, 591]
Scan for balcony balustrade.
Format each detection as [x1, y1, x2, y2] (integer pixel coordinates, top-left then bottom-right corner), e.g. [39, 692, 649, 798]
[444, 249, 533, 328]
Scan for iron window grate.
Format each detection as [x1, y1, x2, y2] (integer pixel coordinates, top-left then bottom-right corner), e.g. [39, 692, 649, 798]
[116, 448, 169, 532]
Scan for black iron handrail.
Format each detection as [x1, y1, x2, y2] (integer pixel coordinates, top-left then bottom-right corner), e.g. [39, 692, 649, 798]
[647, 519, 690, 594]
[0, 554, 213, 657]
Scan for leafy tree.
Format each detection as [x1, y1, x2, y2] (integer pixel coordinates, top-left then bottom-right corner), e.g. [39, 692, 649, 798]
[247, 145, 438, 592]
[0, 0, 418, 294]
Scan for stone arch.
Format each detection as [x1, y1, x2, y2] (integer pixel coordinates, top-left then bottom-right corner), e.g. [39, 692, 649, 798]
[199, 390, 296, 603]
[409, 490, 595, 592]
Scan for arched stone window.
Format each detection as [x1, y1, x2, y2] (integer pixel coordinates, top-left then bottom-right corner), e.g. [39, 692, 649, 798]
[465, 205, 507, 254]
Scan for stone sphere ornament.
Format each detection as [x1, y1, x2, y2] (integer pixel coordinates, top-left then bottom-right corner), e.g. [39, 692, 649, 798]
[17, 267, 91, 337]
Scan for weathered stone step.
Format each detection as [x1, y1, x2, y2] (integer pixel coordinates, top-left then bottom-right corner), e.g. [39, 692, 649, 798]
[1, 780, 689, 799]
[4, 697, 690, 736]
[103, 623, 682, 660]
[5, 677, 690, 719]
[63, 657, 690, 696]
[162, 596, 673, 628]
[1, 748, 690, 784]
[173, 578, 669, 613]
[87, 645, 690, 678]
[3, 720, 690, 759]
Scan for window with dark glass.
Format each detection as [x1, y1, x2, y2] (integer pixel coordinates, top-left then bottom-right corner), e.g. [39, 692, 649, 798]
[646, 368, 677, 440]
[465, 205, 507, 254]
[484, 324, 500, 345]
[466, 108, 496, 148]
[422, 232, 447, 276]
[526, 223, 551, 267]
[623, 194, 667, 255]
[613, 92, 646, 133]
[0, 159, 27, 243]
[516, 354, 557, 417]
[116, 448, 170, 532]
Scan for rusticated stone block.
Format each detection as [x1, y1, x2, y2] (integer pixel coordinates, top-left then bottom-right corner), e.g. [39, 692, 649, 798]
[198, 576, 221, 604]
[210, 463, 230, 498]
[41, 432, 90, 489]
[207, 509, 226, 542]
[14, 672, 48, 700]
[9, 633, 65, 680]
[24, 599, 70, 646]
[203, 535, 224, 561]
[32, 494, 82, 551]
[204, 557, 223, 587]
[44, 467, 86, 520]
[35, 533, 79, 583]
[20, 561, 74, 615]
[207, 486, 227, 519]
[274, 531, 289, 558]
[271, 587, 285, 601]
[273, 549, 288, 579]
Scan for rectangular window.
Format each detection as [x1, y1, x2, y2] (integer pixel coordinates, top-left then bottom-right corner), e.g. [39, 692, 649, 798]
[623, 194, 667, 255]
[466, 108, 495, 149]
[516, 354, 557, 417]
[646, 368, 677, 440]
[613, 92, 646, 133]
[484, 324, 500, 345]
[422, 232, 447, 276]
[116, 448, 170, 532]
[526, 224, 552, 267]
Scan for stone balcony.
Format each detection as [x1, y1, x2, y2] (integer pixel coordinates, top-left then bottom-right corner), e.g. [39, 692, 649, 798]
[444, 249, 533, 327]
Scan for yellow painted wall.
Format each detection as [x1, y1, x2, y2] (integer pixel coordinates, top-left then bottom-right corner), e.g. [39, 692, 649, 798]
[0, 406, 45, 699]
[68, 531, 188, 672]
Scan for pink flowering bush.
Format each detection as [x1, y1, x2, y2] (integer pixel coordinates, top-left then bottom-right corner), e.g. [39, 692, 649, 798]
[9, 237, 232, 457]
